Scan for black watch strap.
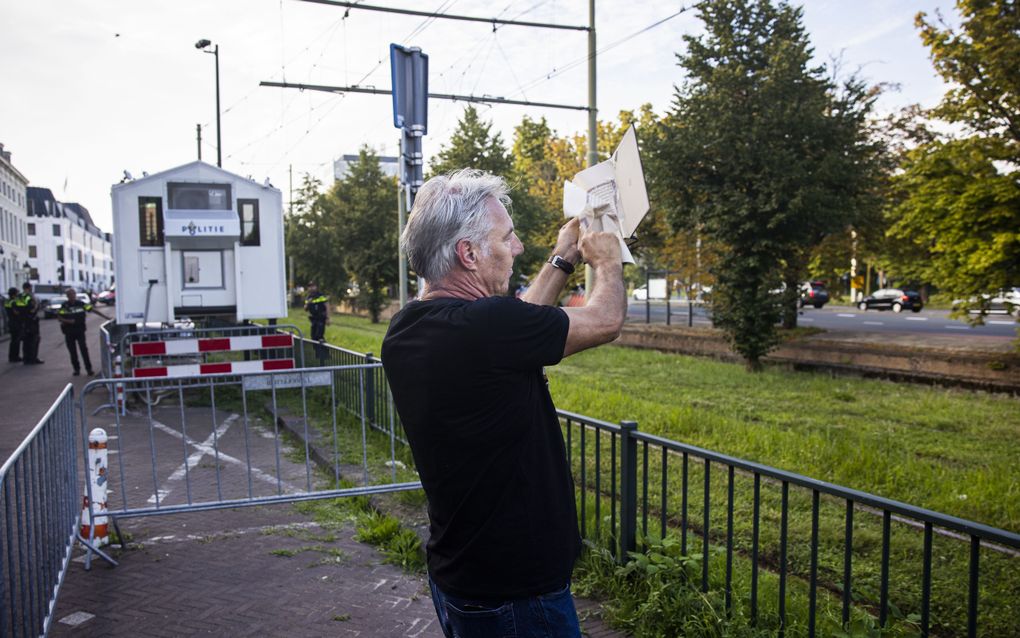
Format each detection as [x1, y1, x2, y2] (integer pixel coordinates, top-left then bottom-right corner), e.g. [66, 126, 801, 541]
[548, 255, 575, 275]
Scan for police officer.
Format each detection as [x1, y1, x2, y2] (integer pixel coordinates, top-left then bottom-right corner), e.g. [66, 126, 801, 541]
[56, 288, 110, 376]
[16, 282, 44, 365]
[4, 287, 22, 362]
[304, 282, 329, 360]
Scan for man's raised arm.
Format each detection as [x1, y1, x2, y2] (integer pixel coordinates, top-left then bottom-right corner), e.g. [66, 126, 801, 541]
[521, 218, 581, 307]
[561, 231, 626, 358]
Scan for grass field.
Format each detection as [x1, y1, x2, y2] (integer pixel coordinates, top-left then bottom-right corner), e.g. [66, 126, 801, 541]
[284, 308, 1019, 636]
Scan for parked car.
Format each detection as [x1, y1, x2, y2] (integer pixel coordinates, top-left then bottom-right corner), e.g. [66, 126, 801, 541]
[44, 293, 91, 319]
[799, 281, 829, 309]
[858, 289, 922, 313]
[96, 285, 116, 305]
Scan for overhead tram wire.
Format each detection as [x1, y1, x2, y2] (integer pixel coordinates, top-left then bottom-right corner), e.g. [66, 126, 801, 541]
[293, 0, 588, 31]
[508, 5, 693, 99]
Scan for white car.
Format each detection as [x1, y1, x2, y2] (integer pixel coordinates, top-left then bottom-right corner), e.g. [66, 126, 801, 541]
[953, 287, 1020, 316]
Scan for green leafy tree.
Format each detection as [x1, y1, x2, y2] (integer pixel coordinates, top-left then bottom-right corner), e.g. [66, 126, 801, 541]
[285, 173, 349, 301]
[429, 106, 512, 176]
[885, 0, 1020, 323]
[327, 147, 399, 323]
[656, 0, 886, 368]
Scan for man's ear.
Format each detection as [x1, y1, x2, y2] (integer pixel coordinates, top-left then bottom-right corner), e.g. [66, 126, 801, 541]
[455, 238, 479, 271]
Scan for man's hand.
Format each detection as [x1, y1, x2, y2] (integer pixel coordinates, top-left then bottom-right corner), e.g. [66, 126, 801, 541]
[553, 218, 582, 265]
[578, 230, 622, 269]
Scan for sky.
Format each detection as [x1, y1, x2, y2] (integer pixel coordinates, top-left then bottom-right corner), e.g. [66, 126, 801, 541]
[1, 0, 959, 233]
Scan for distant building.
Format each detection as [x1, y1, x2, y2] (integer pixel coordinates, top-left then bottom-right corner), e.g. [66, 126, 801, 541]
[26, 187, 114, 292]
[0, 143, 30, 293]
[333, 153, 399, 181]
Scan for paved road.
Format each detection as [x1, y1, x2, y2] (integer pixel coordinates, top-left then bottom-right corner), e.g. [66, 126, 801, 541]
[628, 301, 1019, 338]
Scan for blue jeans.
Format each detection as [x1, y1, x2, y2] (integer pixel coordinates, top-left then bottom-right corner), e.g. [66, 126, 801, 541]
[428, 576, 582, 638]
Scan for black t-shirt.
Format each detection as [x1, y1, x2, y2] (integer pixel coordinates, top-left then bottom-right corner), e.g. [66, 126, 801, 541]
[382, 295, 580, 600]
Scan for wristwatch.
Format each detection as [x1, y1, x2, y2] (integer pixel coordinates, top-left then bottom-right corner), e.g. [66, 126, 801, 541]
[548, 255, 575, 275]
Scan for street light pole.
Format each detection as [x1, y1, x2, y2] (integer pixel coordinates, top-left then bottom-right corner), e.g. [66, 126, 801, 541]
[195, 39, 222, 167]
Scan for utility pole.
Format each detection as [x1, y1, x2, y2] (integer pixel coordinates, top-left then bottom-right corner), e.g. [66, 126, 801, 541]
[397, 136, 408, 307]
[196, 124, 202, 161]
[214, 44, 222, 167]
[585, 0, 597, 298]
[195, 40, 223, 167]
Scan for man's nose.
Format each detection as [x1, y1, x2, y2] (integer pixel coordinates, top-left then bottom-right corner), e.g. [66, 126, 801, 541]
[511, 234, 524, 256]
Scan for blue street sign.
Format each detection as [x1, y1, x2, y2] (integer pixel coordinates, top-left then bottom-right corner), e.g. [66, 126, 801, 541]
[390, 44, 428, 133]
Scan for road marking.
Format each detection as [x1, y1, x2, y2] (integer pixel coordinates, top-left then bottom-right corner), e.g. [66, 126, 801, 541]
[904, 317, 928, 321]
[836, 313, 856, 318]
[862, 321, 884, 326]
[147, 414, 299, 504]
[946, 325, 970, 330]
[799, 317, 814, 322]
[989, 320, 1015, 325]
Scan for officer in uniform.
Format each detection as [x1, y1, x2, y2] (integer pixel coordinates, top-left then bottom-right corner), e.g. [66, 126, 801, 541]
[56, 288, 110, 376]
[304, 282, 329, 361]
[5, 287, 23, 362]
[16, 282, 44, 365]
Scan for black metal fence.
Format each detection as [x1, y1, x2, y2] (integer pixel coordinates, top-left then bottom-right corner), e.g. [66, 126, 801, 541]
[561, 412, 1020, 638]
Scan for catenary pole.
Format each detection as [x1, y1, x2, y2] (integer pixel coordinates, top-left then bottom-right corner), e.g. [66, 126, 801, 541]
[585, 0, 597, 298]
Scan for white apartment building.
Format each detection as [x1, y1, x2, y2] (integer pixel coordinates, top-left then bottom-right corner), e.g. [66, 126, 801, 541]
[0, 143, 30, 294]
[26, 187, 114, 293]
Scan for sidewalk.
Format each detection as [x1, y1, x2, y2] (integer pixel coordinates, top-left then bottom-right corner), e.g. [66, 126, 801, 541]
[0, 312, 109, 463]
[2, 317, 625, 637]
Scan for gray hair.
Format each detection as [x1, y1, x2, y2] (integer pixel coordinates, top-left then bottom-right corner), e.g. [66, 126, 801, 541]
[402, 168, 512, 283]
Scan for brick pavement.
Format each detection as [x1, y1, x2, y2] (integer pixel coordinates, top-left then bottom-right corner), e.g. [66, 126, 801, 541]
[50, 503, 623, 637]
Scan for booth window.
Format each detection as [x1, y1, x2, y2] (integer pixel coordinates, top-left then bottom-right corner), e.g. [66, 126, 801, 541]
[53, 224, 60, 237]
[56, 245, 64, 262]
[138, 197, 164, 246]
[168, 182, 231, 210]
[238, 199, 260, 246]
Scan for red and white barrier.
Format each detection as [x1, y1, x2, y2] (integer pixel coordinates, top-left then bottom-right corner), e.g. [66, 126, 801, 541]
[113, 355, 125, 415]
[133, 358, 295, 378]
[81, 428, 110, 546]
[130, 334, 293, 357]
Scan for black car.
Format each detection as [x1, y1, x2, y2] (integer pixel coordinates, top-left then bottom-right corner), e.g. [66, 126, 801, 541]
[799, 281, 829, 308]
[858, 288, 923, 313]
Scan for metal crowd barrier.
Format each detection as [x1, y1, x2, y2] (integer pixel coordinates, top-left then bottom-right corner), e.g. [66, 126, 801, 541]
[0, 386, 79, 637]
[77, 363, 419, 564]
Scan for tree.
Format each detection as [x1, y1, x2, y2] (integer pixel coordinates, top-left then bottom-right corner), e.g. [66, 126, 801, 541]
[885, 0, 1020, 322]
[917, 0, 1020, 161]
[327, 147, 399, 323]
[429, 106, 512, 176]
[656, 0, 885, 369]
[285, 174, 349, 300]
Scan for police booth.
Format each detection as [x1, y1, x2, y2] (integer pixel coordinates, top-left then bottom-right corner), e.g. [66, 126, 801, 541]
[111, 161, 287, 325]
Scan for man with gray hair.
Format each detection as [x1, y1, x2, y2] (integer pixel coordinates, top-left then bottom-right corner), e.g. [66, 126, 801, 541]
[382, 168, 626, 637]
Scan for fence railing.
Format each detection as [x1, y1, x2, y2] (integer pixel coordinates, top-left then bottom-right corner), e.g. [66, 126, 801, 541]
[0, 385, 79, 638]
[296, 337, 404, 445]
[561, 412, 1020, 638]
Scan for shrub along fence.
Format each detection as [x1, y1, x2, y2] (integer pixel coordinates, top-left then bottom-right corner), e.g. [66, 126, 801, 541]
[297, 336, 1020, 637]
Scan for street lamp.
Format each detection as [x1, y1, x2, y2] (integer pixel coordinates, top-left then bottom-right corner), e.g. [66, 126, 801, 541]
[195, 39, 222, 168]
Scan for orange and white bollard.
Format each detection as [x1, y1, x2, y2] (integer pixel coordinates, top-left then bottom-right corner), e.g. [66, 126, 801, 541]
[81, 428, 110, 546]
